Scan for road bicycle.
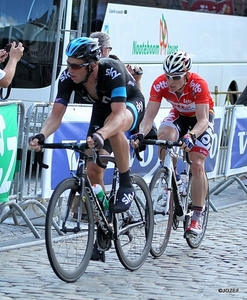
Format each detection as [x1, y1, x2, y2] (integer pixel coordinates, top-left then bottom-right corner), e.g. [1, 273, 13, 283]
[36, 141, 154, 283]
[135, 139, 209, 258]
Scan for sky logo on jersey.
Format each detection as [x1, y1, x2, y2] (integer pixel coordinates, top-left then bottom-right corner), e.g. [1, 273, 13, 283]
[105, 67, 121, 79]
[132, 14, 178, 56]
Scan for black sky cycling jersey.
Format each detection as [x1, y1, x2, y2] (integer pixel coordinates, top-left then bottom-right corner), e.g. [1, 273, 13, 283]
[55, 57, 144, 106]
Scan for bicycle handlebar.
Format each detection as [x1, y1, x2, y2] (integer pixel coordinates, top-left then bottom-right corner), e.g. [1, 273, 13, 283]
[35, 142, 107, 169]
[134, 139, 192, 165]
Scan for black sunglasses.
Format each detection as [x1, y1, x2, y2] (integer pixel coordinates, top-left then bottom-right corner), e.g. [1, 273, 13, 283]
[67, 61, 89, 70]
[165, 73, 186, 81]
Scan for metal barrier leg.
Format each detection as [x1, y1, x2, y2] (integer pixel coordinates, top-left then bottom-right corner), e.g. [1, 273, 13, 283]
[208, 176, 247, 212]
[209, 177, 235, 195]
[232, 176, 247, 194]
[209, 199, 218, 212]
[210, 176, 247, 195]
[0, 201, 41, 238]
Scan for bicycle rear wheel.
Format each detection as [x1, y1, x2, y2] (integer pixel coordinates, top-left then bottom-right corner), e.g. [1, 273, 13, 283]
[114, 174, 154, 271]
[184, 174, 209, 248]
[45, 178, 95, 282]
[149, 167, 173, 258]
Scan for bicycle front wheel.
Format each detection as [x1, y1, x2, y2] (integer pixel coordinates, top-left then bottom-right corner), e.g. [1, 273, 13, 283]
[114, 174, 154, 271]
[45, 178, 95, 283]
[184, 174, 209, 248]
[149, 167, 173, 258]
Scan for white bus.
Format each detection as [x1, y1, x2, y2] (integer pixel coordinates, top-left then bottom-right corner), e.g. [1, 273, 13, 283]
[0, 0, 247, 108]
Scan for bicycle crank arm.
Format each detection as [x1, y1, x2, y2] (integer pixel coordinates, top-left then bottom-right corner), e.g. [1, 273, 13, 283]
[117, 220, 146, 237]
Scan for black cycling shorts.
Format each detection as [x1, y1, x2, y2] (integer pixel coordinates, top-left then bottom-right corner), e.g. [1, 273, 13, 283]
[88, 98, 145, 154]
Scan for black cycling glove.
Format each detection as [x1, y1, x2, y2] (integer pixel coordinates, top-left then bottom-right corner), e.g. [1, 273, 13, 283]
[130, 133, 144, 142]
[92, 132, 104, 149]
[130, 133, 146, 152]
[28, 133, 45, 145]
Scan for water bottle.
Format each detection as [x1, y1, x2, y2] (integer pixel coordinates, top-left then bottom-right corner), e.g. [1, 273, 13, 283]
[175, 174, 183, 195]
[92, 184, 109, 211]
[180, 170, 188, 196]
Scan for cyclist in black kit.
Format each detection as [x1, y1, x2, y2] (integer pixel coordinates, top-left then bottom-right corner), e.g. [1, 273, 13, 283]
[29, 37, 145, 213]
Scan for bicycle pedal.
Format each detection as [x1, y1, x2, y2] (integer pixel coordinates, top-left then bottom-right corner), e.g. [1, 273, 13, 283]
[184, 231, 197, 239]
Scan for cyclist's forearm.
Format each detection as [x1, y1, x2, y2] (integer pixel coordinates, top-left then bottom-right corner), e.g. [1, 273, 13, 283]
[40, 103, 66, 139]
[139, 120, 153, 137]
[139, 101, 160, 137]
[97, 112, 124, 140]
[40, 117, 61, 139]
[190, 119, 208, 139]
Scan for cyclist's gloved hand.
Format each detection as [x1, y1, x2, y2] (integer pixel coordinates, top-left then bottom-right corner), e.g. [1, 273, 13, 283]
[92, 132, 104, 149]
[28, 133, 45, 145]
[130, 133, 146, 152]
[130, 133, 144, 143]
[28, 133, 45, 152]
[180, 133, 195, 150]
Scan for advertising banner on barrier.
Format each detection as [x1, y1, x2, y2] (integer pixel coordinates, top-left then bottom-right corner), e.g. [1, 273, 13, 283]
[41, 105, 224, 198]
[225, 106, 247, 176]
[0, 104, 18, 203]
[41, 105, 165, 198]
[205, 106, 225, 179]
[42, 105, 91, 198]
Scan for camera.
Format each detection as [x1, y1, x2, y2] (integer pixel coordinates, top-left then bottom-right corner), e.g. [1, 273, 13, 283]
[4, 43, 12, 53]
[133, 67, 143, 75]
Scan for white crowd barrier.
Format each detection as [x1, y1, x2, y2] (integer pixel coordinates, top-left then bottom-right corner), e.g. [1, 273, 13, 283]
[41, 104, 247, 199]
[1, 102, 247, 238]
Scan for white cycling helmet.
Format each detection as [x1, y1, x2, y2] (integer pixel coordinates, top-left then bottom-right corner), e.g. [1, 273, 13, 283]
[163, 51, 192, 74]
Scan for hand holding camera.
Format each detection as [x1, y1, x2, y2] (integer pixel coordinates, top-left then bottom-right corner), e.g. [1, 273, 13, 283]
[0, 44, 11, 63]
[2, 41, 24, 62]
[4, 43, 12, 53]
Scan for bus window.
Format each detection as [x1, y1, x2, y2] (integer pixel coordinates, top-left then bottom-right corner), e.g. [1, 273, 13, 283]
[71, 0, 89, 37]
[0, 0, 62, 89]
[70, 0, 108, 36]
[91, 0, 108, 32]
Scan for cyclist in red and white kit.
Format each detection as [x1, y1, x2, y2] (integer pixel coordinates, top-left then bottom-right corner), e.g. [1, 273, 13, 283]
[132, 51, 214, 235]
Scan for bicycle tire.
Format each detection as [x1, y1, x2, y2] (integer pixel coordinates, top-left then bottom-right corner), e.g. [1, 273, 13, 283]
[149, 167, 173, 257]
[114, 174, 154, 270]
[45, 178, 95, 282]
[184, 174, 209, 249]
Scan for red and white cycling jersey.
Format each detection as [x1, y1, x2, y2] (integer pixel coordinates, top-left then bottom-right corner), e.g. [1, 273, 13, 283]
[149, 72, 214, 117]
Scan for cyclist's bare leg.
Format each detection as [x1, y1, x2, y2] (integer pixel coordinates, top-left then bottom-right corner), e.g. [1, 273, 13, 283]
[86, 148, 110, 190]
[157, 126, 177, 164]
[185, 151, 208, 234]
[189, 151, 207, 207]
[108, 110, 136, 213]
[108, 109, 134, 173]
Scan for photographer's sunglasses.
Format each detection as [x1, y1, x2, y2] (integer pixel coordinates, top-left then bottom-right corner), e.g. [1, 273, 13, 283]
[165, 73, 186, 81]
[67, 61, 89, 70]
